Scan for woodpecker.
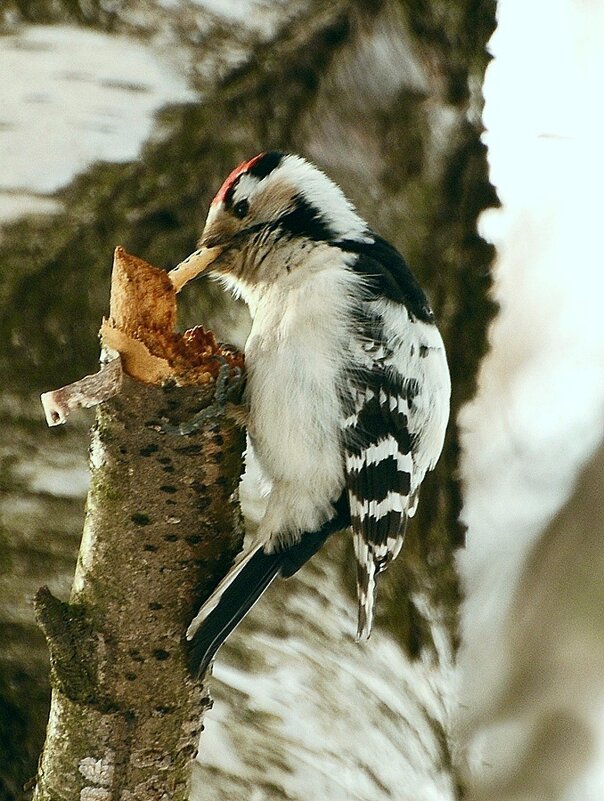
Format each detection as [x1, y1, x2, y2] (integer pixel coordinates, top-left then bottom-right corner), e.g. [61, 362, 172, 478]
[179, 152, 450, 676]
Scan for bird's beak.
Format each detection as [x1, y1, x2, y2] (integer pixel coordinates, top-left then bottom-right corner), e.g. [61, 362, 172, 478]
[168, 245, 223, 293]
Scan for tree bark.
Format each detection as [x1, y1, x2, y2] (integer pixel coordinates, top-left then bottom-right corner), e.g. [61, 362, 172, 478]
[31, 245, 246, 798]
[33, 375, 244, 800]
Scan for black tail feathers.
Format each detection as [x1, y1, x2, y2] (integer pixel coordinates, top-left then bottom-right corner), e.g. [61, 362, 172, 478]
[188, 492, 350, 678]
[189, 548, 282, 677]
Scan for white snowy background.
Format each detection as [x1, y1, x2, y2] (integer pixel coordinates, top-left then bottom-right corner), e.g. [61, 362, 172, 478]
[2, 0, 604, 797]
[458, 1, 604, 798]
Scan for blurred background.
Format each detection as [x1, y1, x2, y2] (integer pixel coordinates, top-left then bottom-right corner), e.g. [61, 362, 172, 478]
[0, 1, 602, 799]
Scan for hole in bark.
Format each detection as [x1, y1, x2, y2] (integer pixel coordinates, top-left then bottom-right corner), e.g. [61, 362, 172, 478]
[157, 457, 172, 465]
[213, 434, 224, 445]
[185, 535, 202, 545]
[154, 705, 174, 716]
[144, 544, 158, 552]
[153, 649, 171, 661]
[140, 444, 159, 456]
[163, 534, 178, 542]
[176, 444, 203, 455]
[148, 602, 163, 610]
[119, 447, 128, 455]
[125, 672, 137, 681]
[166, 499, 177, 506]
[213, 452, 224, 463]
[162, 465, 175, 473]
[131, 513, 150, 526]
[160, 485, 177, 494]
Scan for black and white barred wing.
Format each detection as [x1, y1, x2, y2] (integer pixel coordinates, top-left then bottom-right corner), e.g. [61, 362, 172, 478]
[344, 370, 417, 640]
[341, 235, 450, 641]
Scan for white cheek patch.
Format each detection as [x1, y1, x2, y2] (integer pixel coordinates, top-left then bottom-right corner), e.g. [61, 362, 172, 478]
[233, 174, 296, 224]
[232, 173, 260, 202]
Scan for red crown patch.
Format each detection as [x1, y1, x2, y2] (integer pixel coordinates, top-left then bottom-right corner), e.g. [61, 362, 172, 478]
[212, 153, 265, 206]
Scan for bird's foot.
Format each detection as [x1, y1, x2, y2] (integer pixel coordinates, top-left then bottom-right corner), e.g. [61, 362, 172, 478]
[161, 357, 245, 436]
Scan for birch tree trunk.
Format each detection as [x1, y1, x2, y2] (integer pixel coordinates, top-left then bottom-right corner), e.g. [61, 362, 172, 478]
[31, 244, 246, 798]
[32, 377, 244, 800]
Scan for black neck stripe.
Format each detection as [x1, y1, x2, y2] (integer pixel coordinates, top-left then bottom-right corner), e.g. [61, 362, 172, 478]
[276, 195, 336, 241]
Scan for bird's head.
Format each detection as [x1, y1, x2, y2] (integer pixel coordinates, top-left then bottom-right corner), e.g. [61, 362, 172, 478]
[173, 152, 369, 293]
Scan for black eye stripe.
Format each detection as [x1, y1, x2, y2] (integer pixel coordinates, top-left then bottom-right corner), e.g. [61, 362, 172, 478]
[223, 174, 243, 209]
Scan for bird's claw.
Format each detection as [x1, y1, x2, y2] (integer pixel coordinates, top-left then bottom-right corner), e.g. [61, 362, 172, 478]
[161, 356, 245, 436]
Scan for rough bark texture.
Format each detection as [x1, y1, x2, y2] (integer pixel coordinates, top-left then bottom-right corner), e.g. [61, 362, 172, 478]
[32, 377, 245, 800]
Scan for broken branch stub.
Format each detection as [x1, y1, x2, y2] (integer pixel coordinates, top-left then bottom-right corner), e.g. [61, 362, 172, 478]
[100, 245, 242, 389]
[40, 245, 238, 424]
[34, 247, 245, 801]
[41, 354, 123, 426]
